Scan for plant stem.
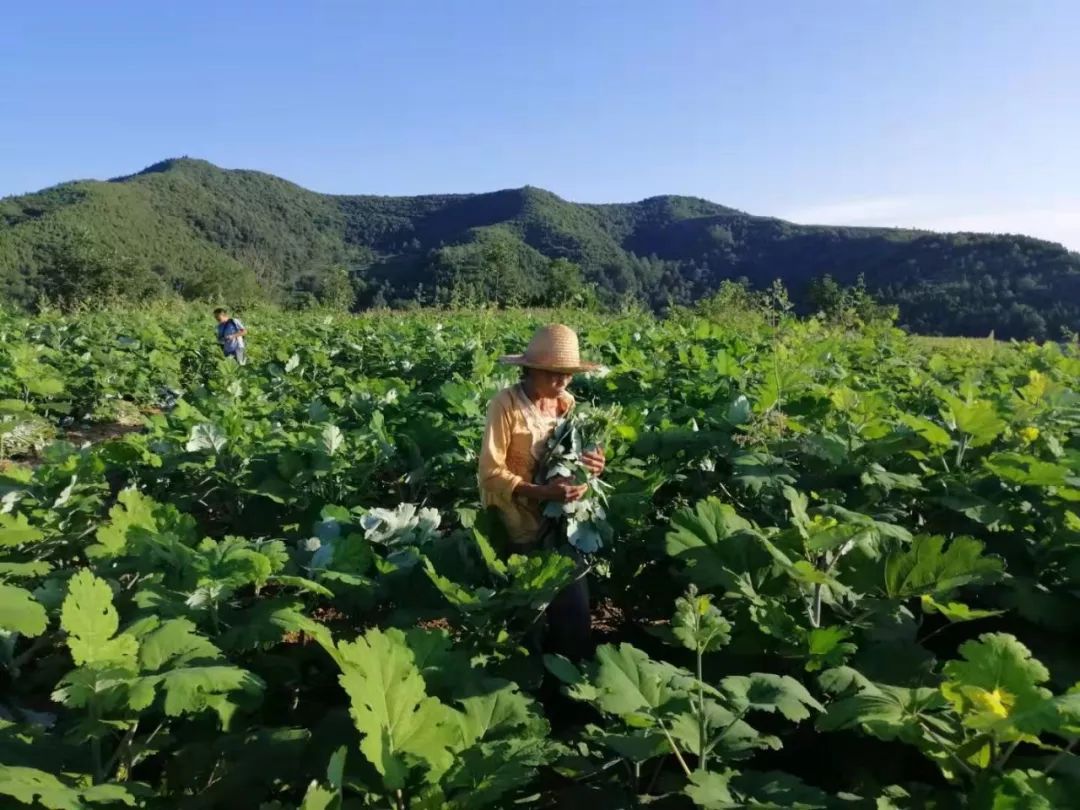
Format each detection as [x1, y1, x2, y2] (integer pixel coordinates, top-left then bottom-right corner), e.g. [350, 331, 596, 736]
[658, 720, 693, 779]
[717, 707, 749, 741]
[996, 738, 1021, 771]
[90, 734, 104, 784]
[954, 435, 969, 469]
[89, 699, 104, 784]
[697, 640, 707, 772]
[10, 633, 54, 674]
[1047, 737, 1077, 774]
[105, 720, 139, 778]
[645, 757, 666, 795]
[918, 722, 975, 779]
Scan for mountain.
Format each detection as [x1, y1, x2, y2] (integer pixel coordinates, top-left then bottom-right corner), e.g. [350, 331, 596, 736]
[1, 157, 1078, 339]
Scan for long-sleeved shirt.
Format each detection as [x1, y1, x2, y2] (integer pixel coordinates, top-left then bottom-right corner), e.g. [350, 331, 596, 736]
[216, 318, 246, 355]
[477, 384, 575, 545]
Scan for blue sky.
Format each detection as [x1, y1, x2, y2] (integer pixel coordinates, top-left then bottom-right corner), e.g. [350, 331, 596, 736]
[4, 1, 1079, 248]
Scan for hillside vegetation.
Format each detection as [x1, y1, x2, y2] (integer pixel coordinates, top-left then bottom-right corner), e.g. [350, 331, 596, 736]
[2, 157, 1079, 338]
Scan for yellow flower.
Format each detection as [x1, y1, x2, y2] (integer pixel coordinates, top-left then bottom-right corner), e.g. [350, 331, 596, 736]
[1018, 426, 1040, 444]
[970, 687, 1012, 718]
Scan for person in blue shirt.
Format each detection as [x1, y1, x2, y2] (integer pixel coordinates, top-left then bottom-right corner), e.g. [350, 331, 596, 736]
[214, 308, 248, 364]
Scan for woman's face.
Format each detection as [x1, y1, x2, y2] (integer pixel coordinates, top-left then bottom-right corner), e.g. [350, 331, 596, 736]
[526, 368, 573, 397]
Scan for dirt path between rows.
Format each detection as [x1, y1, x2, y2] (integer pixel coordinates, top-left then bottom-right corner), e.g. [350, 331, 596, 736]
[64, 421, 145, 445]
[1, 418, 150, 471]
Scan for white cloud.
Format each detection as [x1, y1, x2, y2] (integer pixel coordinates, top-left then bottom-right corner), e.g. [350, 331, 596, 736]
[780, 197, 1080, 252]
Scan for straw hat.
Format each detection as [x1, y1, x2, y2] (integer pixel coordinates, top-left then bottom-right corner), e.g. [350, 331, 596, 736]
[499, 324, 600, 374]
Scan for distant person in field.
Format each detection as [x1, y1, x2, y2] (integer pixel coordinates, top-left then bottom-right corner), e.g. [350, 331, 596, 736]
[478, 324, 606, 660]
[213, 308, 247, 365]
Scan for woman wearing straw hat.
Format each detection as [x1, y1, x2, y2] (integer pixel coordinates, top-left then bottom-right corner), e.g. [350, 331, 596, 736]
[478, 324, 605, 659]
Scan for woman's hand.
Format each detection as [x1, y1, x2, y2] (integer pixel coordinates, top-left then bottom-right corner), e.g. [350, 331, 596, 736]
[539, 477, 587, 503]
[581, 446, 606, 476]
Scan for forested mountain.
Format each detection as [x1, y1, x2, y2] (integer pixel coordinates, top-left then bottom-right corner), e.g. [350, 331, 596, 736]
[2, 157, 1078, 338]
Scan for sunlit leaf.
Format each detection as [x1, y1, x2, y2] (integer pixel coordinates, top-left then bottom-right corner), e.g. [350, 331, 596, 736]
[0, 583, 48, 636]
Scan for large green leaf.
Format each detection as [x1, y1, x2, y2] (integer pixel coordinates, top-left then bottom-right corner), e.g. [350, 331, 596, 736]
[442, 738, 552, 809]
[0, 765, 82, 810]
[153, 665, 265, 718]
[336, 627, 462, 789]
[898, 412, 952, 448]
[817, 682, 949, 744]
[669, 698, 780, 760]
[505, 551, 577, 608]
[423, 558, 491, 613]
[941, 633, 1052, 734]
[817, 666, 875, 696]
[585, 726, 667, 762]
[0, 513, 43, 547]
[0, 765, 137, 808]
[137, 618, 220, 671]
[934, 493, 1010, 529]
[920, 595, 1002, 625]
[721, 673, 825, 722]
[884, 535, 1002, 599]
[0, 560, 52, 579]
[805, 627, 857, 672]
[588, 643, 682, 720]
[185, 423, 228, 453]
[60, 570, 138, 669]
[984, 452, 1071, 487]
[457, 681, 546, 745]
[941, 394, 1005, 446]
[685, 769, 735, 808]
[401, 627, 475, 698]
[0, 583, 48, 637]
[192, 536, 284, 590]
[665, 498, 772, 592]
[80, 784, 138, 806]
[92, 489, 158, 557]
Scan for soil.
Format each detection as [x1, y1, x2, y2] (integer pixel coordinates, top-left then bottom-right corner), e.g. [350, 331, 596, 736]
[416, 617, 453, 632]
[1, 417, 151, 469]
[590, 597, 625, 639]
[64, 421, 145, 445]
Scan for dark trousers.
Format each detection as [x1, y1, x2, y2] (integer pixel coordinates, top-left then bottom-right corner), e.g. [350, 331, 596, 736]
[545, 564, 592, 661]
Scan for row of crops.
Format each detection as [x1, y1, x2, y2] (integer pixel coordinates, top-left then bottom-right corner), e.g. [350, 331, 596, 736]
[2, 304, 1080, 808]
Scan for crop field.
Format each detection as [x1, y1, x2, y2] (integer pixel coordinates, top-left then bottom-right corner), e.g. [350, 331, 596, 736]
[2, 305, 1080, 809]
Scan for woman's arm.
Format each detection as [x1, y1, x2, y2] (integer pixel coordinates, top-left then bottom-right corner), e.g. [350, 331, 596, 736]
[478, 394, 525, 499]
[516, 478, 586, 503]
[478, 394, 585, 503]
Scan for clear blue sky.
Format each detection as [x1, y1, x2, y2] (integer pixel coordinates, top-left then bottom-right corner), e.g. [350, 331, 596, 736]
[4, 1, 1079, 248]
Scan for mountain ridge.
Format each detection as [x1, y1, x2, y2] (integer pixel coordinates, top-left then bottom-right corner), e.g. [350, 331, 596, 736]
[1, 157, 1078, 339]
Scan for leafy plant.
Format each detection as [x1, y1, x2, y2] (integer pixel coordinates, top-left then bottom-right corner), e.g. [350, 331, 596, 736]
[0, 304, 1078, 807]
[537, 405, 619, 554]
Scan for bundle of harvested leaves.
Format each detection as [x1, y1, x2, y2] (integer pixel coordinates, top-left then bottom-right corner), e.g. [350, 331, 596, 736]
[536, 405, 620, 554]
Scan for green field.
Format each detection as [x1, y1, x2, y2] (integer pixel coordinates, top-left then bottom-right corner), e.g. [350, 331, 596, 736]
[2, 305, 1080, 808]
